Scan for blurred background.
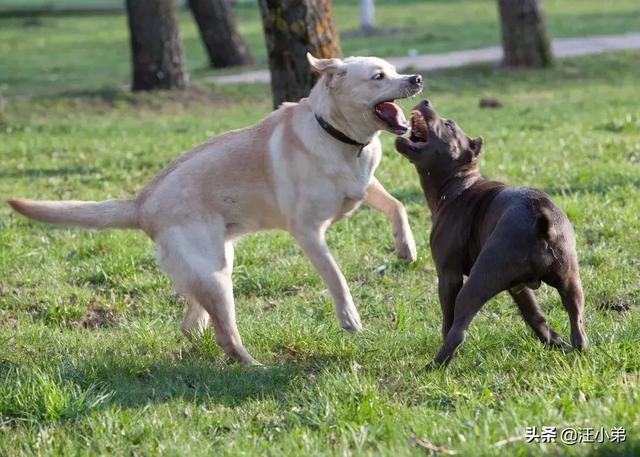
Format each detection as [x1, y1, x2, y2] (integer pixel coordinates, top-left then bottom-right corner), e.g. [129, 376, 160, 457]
[1, 0, 639, 101]
[1, 2, 639, 455]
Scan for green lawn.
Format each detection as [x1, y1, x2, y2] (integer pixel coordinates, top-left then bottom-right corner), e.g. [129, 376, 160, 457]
[1, 0, 640, 95]
[1, 46, 639, 454]
[1, 0, 640, 454]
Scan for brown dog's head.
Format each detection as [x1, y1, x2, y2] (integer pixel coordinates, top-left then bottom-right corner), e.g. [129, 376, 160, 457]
[395, 100, 483, 178]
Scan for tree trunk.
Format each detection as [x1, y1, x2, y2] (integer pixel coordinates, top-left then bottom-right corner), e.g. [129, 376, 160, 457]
[125, 0, 188, 91]
[360, 0, 375, 33]
[258, 0, 342, 109]
[498, 0, 553, 68]
[188, 0, 253, 68]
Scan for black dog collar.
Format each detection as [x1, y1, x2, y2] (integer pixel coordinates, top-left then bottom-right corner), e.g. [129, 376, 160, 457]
[314, 114, 368, 156]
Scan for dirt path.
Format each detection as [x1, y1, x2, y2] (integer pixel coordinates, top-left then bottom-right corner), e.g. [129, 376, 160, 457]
[208, 32, 640, 84]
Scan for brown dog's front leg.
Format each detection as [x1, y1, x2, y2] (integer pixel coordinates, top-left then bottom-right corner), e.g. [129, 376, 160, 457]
[431, 284, 487, 368]
[437, 273, 463, 340]
[430, 260, 508, 368]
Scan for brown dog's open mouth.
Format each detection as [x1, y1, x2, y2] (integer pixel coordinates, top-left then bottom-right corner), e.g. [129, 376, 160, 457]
[375, 101, 409, 135]
[409, 109, 429, 143]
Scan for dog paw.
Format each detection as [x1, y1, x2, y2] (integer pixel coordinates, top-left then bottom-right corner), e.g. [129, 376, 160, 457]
[428, 346, 456, 369]
[340, 319, 363, 333]
[424, 361, 438, 372]
[552, 340, 572, 351]
[571, 333, 588, 352]
[395, 237, 417, 263]
[547, 336, 572, 351]
[425, 359, 448, 372]
[238, 355, 263, 367]
[337, 307, 363, 333]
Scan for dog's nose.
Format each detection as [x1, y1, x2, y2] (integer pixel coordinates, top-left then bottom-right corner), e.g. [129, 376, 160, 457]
[409, 75, 423, 86]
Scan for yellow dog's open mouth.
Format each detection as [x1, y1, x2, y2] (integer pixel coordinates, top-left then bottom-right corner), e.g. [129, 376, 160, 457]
[374, 101, 408, 135]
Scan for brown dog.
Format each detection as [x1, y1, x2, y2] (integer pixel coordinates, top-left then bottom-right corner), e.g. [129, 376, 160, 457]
[395, 100, 588, 367]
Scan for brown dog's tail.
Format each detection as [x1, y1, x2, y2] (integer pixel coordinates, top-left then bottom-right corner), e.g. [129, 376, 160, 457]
[534, 203, 558, 241]
[7, 198, 139, 230]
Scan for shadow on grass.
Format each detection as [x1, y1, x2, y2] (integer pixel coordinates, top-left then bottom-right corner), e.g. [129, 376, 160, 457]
[0, 166, 98, 179]
[57, 87, 121, 103]
[67, 351, 336, 411]
[52, 84, 229, 107]
[0, 333, 343, 425]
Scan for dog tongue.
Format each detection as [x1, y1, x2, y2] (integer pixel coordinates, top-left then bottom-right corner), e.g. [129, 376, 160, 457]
[375, 101, 408, 135]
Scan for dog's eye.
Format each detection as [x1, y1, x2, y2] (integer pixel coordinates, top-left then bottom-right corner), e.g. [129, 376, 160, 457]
[372, 72, 385, 80]
[444, 120, 455, 131]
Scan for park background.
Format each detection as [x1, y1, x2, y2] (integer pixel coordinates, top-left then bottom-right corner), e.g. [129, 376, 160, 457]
[0, 0, 639, 455]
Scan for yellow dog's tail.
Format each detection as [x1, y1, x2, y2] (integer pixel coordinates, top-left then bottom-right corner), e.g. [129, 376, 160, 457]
[7, 197, 139, 229]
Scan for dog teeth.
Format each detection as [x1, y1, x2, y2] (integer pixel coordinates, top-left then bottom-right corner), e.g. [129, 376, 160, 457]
[410, 110, 428, 141]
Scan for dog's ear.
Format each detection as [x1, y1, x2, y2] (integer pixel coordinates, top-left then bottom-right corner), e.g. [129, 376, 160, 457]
[307, 53, 342, 73]
[307, 53, 345, 88]
[469, 136, 483, 158]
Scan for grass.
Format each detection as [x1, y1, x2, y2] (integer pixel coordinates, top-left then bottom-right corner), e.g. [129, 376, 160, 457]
[1, 0, 640, 453]
[1, 0, 640, 95]
[1, 46, 639, 454]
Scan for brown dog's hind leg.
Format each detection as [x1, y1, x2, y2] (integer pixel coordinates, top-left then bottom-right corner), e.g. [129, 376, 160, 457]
[509, 288, 570, 349]
[557, 276, 588, 351]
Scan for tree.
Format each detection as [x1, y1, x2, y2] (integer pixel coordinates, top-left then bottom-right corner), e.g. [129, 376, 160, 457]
[258, 0, 341, 108]
[125, 0, 188, 91]
[188, 0, 253, 68]
[360, 0, 375, 34]
[497, 0, 553, 68]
